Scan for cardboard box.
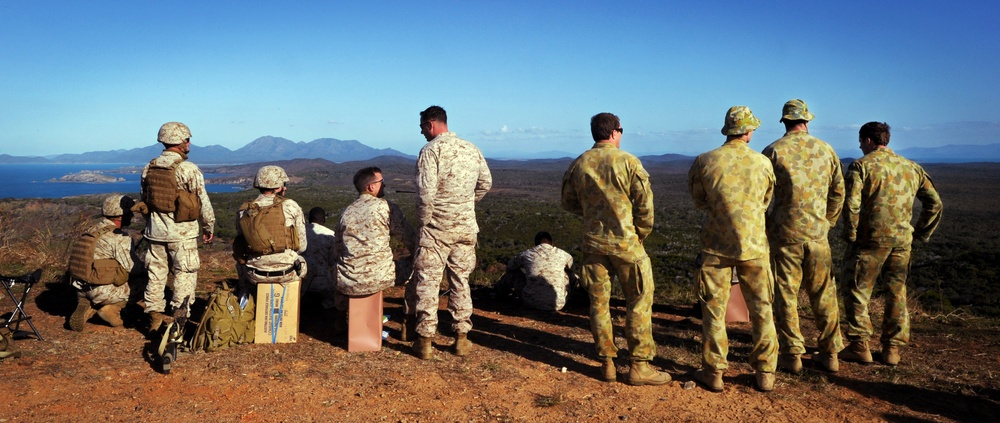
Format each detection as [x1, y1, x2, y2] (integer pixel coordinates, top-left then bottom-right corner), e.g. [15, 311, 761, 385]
[348, 291, 383, 352]
[255, 279, 300, 343]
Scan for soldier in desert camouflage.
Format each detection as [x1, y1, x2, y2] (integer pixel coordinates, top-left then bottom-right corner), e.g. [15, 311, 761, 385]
[334, 167, 416, 332]
[762, 99, 845, 374]
[688, 106, 778, 392]
[494, 231, 576, 312]
[140, 122, 215, 331]
[67, 194, 139, 331]
[562, 112, 670, 386]
[234, 165, 308, 287]
[839, 122, 943, 366]
[408, 105, 492, 359]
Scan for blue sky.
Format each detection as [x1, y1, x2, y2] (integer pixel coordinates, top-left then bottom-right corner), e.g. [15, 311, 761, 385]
[2, 1, 998, 159]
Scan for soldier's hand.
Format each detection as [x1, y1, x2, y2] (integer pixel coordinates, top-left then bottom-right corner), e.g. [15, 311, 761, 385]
[203, 232, 214, 244]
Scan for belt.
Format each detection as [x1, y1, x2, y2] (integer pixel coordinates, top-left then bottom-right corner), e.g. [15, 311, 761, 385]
[249, 263, 299, 278]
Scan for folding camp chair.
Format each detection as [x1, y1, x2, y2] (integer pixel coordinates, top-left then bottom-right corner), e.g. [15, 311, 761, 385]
[1, 269, 44, 341]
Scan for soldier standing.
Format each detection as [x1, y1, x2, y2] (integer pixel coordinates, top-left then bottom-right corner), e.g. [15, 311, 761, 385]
[688, 106, 778, 392]
[334, 167, 416, 330]
[408, 105, 492, 359]
[140, 122, 215, 331]
[67, 194, 137, 331]
[762, 99, 845, 374]
[839, 122, 943, 366]
[561, 112, 670, 386]
[234, 166, 308, 287]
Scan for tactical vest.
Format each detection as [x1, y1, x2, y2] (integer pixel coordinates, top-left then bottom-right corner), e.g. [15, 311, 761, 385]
[143, 159, 182, 213]
[238, 196, 299, 255]
[68, 222, 127, 286]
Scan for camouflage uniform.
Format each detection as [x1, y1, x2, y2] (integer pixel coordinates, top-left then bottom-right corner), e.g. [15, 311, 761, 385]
[842, 147, 943, 347]
[236, 194, 308, 285]
[408, 131, 492, 337]
[502, 243, 575, 311]
[142, 150, 215, 315]
[72, 218, 133, 306]
[303, 222, 337, 309]
[689, 139, 778, 373]
[763, 129, 845, 356]
[562, 142, 656, 362]
[335, 193, 416, 309]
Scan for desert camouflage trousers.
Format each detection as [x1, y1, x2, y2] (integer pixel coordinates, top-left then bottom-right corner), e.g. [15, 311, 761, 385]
[144, 238, 200, 317]
[841, 245, 911, 347]
[772, 240, 844, 355]
[581, 252, 656, 361]
[77, 282, 130, 307]
[406, 229, 477, 337]
[699, 254, 777, 372]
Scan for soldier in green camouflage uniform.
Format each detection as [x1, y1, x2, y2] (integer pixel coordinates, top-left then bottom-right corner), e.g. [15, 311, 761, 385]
[762, 100, 845, 373]
[688, 106, 778, 392]
[840, 122, 943, 366]
[561, 112, 670, 386]
[141, 122, 216, 331]
[409, 106, 492, 359]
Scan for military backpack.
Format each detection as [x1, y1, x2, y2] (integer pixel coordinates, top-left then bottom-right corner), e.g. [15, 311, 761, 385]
[67, 222, 128, 286]
[189, 280, 255, 352]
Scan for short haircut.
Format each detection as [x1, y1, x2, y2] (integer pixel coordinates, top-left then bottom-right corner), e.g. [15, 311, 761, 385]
[859, 122, 891, 146]
[308, 207, 326, 224]
[534, 231, 552, 246]
[590, 112, 620, 142]
[420, 105, 448, 124]
[352, 166, 382, 193]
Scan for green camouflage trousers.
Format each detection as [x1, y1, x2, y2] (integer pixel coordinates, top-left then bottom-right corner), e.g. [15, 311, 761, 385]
[699, 254, 777, 372]
[580, 252, 655, 361]
[144, 238, 199, 317]
[842, 245, 911, 347]
[772, 240, 844, 355]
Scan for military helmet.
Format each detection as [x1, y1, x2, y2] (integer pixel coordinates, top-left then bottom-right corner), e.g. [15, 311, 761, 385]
[102, 194, 125, 217]
[157, 122, 191, 145]
[721, 106, 761, 136]
[254, 165, 289, 189]
[780, 99, 815, 122]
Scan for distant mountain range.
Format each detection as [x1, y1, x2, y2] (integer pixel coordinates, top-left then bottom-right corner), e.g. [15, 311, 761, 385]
[0, 136, 414, 165]
[2, 137, 998, 164]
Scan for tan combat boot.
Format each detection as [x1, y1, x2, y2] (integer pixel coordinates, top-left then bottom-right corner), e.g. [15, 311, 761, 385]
[839, 340, 874, 365]
[97, 302, 126, 327]
[882, 345, 900, 366]
[413, 335, 434, 360]
[778, 353, 802, 374]
[69, 297, 97, 332]
[692, 368, 724, 392]
[454, 332, 472, 356]
[148, 311, 173, 333]
[813, 352, 840, 373]
[601, 358, 617, 382]
[627, 361, 671, 386]
[756, 372, 776, 392]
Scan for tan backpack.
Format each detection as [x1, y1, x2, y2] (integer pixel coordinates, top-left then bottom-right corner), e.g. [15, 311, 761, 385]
[189, 281, 255, 352]
[237, 196, 299, 256]
[67, 223, 128, 286]
[142, 158, 201, 223]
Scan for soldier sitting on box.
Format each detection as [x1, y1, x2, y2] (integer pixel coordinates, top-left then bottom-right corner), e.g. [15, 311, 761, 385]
[234, 166, 308, 287]
[67, 194, 139, 331]
[333, 167, 416, 333]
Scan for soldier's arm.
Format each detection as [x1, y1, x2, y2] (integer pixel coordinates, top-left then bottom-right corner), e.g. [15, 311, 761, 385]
[827, 156, 846, 225]
[388, 201, 417, 253]
[841, 162, 863, 242]
[631, 164, 654, 240]
[560, 167, 583, 216]
[688, 161, 708, 211]
[416, 149, 438, 226]
[292, 206, 307, 253]
[913, 169, 944, 243]
[475, 153, 492, 202]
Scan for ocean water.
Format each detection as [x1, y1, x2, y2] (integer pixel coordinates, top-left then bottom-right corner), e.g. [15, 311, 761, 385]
[0, 164, 245, 199]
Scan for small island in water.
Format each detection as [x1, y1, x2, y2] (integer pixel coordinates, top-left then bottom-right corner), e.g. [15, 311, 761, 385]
[48, 170, 125, 184]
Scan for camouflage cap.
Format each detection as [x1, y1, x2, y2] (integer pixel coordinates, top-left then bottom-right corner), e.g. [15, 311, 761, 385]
[254, 165, 289, 189]
[102, 194, 125, 217]
[780, 99, 814, 122]
[721, 106, 761, 136]
[157, 122, 191, 145]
